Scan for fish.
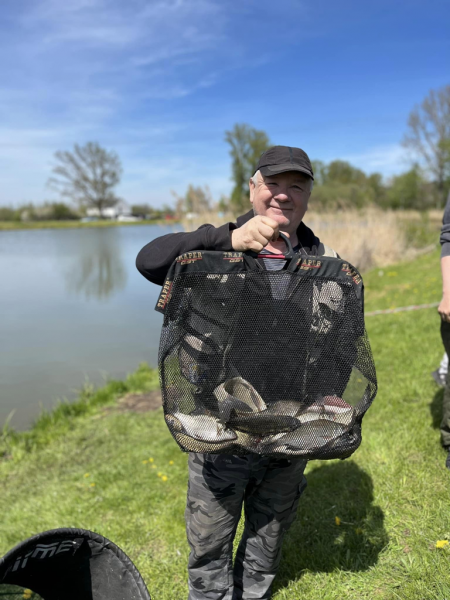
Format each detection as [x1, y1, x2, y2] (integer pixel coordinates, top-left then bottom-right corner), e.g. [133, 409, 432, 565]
[311, 281, 345, 331]
[178, 334, 215, 385]
[171, 412, 237, 443]
[173, 430, 255, 454]
[174, 432, 237, 453]
[235, 431, 260, 452]
[227, 411, 300, 436]
[260, 420, 346, 455]
[165, 413, 183, 432]
[265, 400, 304, 418]
[297, 397, 355, 427]
[214, 377, 267, 423]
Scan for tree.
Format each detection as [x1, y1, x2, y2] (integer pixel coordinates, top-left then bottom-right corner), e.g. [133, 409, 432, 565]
[46, 202, 79, 220]
[310, 160, 327, 186]
[402, 84, 450, 205]
[322, 160, 366, 186]
[225, 124, 271, 215]
[172, 185, 212, 217]
[385, 165, 429, 210]
[48, 142, 123, 215]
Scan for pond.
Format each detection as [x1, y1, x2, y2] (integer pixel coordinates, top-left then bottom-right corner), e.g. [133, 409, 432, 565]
[0, 224, 183, 430]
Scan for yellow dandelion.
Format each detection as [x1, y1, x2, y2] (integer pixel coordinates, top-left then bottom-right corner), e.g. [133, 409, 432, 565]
[157, 472, 162, 477]
[436, 540, 449, 549]
[84, 473, 90, 478]
[335, 516, 341, 526]
[23, 590, 32, 600]
[162, 475, 168, 482]
[169, 460, 174, 465]
[149, 458, 154, 463]
[142, 460, 148, 464]
[151, 465, 156, 469]
[90, 483, 96, 487]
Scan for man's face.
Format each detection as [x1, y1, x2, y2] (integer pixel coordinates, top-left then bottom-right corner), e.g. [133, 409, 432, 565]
[249, 171, 311, 233]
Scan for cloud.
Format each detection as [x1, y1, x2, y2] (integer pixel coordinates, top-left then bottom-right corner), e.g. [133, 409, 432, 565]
[340, 144, 410, 178]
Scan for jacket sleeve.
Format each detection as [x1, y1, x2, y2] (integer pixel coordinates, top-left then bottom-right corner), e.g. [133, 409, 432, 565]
[441, 192, 450, 258]
[136, 221, 238, 286]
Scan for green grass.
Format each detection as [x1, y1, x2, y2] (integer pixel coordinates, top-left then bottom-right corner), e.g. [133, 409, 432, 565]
[0, 219, 173, 231]
[1, 250, 450, 599]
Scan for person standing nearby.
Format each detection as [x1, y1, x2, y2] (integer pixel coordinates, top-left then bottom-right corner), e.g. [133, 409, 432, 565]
[437, 191, 450, 469]
[136, 146, 346, 599]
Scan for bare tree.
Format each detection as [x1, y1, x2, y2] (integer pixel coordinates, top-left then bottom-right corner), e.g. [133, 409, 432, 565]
[172, 184, 212, 217]
[48, 142, 123, 215]
[402, 85, 450, 204]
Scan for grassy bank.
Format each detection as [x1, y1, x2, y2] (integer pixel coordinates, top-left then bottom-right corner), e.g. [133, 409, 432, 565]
[1, 249, 449, 599]
[0, 219, 175, 231]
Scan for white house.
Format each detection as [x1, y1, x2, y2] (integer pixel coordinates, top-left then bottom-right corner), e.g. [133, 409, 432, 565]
[85, 201, 134, 220]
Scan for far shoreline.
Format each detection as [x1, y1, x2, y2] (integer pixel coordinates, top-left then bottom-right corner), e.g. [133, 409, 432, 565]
[0, 219, 179, 231]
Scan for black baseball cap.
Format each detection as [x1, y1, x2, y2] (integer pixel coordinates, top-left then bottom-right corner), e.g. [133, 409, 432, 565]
[254, 145, 314, 180]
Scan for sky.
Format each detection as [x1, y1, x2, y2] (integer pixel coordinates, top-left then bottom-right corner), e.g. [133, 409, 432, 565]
[1, 0, 449, 208]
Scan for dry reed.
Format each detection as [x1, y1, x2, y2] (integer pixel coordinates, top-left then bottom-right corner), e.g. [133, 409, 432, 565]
[179, 208, 438, 272]
[304, 208, 411, 271]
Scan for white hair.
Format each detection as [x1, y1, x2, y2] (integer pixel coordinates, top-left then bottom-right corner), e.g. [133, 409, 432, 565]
[250, 170, 262, 186]
[251, 169, 314, 191]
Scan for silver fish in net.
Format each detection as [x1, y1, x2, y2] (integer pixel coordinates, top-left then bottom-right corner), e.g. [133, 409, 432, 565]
[166, 412, 237, 443]
[178, 333, 216, 386]
[260, 419, 346, 455]
[173, 430, 254, 453]
[264, 400, 304, 418]
[213, 377, 266, 423]
[227, 411, 301, 436]
[297, 396, 355, 427]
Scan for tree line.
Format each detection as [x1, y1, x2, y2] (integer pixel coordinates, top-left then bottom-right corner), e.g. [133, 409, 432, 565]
[221, 84, 450, 214]
[1, 84, 449, 222]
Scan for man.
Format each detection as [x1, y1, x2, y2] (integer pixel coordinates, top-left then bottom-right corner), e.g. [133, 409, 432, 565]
[437, 191, 450, 469]
[136, 146, 338, 599]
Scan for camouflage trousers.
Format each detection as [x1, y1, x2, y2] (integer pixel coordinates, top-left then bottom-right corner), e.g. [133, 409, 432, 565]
[440, 322, 450, 447]
[185, 452, 307, 600]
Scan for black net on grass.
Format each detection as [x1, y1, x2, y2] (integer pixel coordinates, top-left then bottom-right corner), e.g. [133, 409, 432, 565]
[0, 528, 151, 600]
[156, 254, 377, 460]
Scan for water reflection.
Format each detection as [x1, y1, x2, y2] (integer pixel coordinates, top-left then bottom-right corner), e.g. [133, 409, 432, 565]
[65, 228, 127, 300]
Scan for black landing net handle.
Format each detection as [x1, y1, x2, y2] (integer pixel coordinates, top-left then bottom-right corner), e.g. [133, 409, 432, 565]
[242, 232, 298, 272]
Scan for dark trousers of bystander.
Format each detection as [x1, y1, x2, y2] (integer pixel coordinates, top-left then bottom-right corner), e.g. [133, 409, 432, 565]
[440, 322, 450, 449]
[185, 453, 307, 600]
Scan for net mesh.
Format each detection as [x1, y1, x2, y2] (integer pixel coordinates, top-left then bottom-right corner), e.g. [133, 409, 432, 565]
[158, 268, 376, 459]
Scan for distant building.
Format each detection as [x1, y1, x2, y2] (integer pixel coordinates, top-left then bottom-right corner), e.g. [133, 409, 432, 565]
[86, 201, 133, 220]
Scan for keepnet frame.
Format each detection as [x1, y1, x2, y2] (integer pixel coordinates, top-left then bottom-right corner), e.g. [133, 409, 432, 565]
[155, 236, 377, 460]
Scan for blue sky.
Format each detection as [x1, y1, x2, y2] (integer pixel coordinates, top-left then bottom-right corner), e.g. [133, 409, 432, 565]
[1, 0, 449, 207]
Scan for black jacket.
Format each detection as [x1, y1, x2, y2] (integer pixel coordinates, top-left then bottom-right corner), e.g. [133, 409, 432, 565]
[136, 210, 323, 286]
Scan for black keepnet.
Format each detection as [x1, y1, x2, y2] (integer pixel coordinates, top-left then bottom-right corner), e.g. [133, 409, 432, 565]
[0, 528, 151, 600]
[156, 238, 377, 460]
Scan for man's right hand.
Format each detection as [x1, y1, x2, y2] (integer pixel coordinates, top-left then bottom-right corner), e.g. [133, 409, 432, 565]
[231, 216, 280, 252]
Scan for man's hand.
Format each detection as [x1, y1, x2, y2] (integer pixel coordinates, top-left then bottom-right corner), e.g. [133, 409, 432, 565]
[438, 293, 450, 323]
[231, 216, 280, 252]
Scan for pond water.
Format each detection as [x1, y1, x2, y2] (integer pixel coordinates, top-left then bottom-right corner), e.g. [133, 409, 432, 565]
[0, 224, 183, 430]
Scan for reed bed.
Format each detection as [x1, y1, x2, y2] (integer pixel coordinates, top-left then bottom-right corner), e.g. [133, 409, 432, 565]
[179, 208, 440, 272]
[305, 208, 411, 271]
